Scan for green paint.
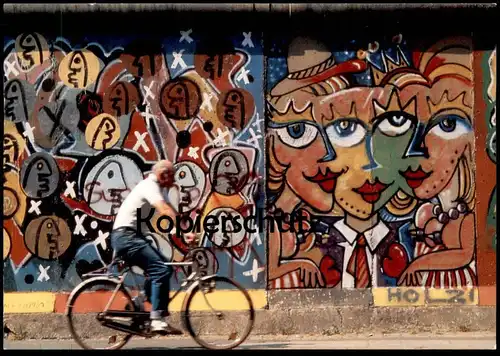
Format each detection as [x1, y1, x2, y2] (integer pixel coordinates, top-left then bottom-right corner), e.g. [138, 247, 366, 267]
[370, 128, 423, 211]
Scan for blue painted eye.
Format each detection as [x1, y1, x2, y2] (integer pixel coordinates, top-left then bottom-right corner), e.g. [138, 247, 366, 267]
[275, 122, 318, 148]
[287, 123, 306, 139]
[429, 114, 471, 140]
[326, 119, 366, 147]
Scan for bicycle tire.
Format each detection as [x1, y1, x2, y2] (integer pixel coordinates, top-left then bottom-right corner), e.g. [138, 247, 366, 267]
[65, 277, 137, 350]
[181, 275, 255, 350]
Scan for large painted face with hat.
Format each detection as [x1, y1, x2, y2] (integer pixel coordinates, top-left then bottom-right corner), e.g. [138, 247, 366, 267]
[267, 37, 368, 213]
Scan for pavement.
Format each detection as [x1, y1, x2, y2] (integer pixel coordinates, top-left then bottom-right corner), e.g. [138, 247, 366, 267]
[3, 332, 496, 350]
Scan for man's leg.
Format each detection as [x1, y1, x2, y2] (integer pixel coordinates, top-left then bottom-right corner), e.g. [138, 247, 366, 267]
[123, 241, 182, 334]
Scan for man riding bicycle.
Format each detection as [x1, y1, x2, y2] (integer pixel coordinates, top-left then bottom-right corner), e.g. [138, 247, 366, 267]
[110, 159, 196, 334]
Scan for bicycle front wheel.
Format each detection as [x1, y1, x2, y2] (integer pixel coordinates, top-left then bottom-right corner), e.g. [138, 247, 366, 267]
[181, 276, 255, 350]
[66, 277, 137, 350]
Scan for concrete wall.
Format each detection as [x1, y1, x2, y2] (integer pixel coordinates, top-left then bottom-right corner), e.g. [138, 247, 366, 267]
[2, 8, 496, 315]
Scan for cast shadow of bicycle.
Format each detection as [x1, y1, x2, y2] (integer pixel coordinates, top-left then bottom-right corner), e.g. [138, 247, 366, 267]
[130, 342, 290, 350]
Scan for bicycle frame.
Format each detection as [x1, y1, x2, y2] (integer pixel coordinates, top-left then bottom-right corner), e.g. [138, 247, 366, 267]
[67, 259, 217, 338]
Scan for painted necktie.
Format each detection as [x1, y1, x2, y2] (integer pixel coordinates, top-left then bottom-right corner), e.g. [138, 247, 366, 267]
[347, 234, 371, 288]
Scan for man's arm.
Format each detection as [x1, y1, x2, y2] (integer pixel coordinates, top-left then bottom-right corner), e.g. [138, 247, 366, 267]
[152, 200, 178, 223]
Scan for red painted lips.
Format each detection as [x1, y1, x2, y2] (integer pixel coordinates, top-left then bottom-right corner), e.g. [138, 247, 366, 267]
[304, 168, 344, 193]
[399, 166, 432, 189]
[353, 178, 390, 203]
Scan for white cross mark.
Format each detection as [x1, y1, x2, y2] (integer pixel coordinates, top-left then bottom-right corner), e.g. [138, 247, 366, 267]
[139, 104, 158, 129]
[172, 50, 187, 70]
[247, 128, 262, 148]
[23, 122, 35, 142]
[4, 58, 20, 77]
[200, 92, 214, 112]
[37, 265, 50, 282]
[94, 230, 109, 250]
[179, 29, 193, 43]
[28, 200, 42, 215]
[142, 82, 155, 105]
[212, 128, 230, 147]
[236, 67, 251, 85]
[243, 259, 265, 283]
[252, 114, 265, 133]
[187, 146, 200, 160]
[64, 181, 76, 198]
[74, 214, 88, 236]
[133, 131, 150, 152]
[242, 32, 254, 48]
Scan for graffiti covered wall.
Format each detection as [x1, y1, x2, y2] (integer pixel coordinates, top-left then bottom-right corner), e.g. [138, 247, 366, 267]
[2, 28, 496, 307]
[3, 31, 266, 292]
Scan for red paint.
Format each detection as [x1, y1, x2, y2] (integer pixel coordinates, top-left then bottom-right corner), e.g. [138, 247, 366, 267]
[3, 219, 30, 267]
[122, 112, 159, 162]
[304, 167, 343, 193]
[353, 179, 390, 203]
[382, 243, 409, 278]
[399, 166, 432, 189]
[319, 255, 341, 288]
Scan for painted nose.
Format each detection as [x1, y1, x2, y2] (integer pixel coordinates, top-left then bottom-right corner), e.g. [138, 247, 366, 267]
[318, 134, 337, 163]
[362, 134, 379, 171]
[404, 122, 429, 158]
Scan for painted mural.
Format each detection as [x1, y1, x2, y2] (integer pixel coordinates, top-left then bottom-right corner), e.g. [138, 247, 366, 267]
[266, 35, 479, 289]
[3, 31, 266, 292]
[484, 48, 496, 250]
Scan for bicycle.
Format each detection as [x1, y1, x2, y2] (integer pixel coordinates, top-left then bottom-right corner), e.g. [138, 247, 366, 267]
[65, 233, 255, 350]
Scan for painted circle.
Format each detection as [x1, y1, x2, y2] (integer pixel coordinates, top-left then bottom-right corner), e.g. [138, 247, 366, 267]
[24, 215, 72, 260]
[20, 152, 60, 199]
[4, 228, 12, 261]
[83, 154, 143, 216]
[3, 187, 19, 219]
[103, 81, 140, 118]
[209, 149, 249, 195]
[84, 113, 121, 150]
[216, 88, 255, 130]
[205, 207, 246, 247]
[90, 221, 98, 229]
[168, 161, 206, 212]
[58, 49, 100, 89]
[15, 33, 49, 72]
[159, 78, 201, 120]
[184, 248, 219, 277]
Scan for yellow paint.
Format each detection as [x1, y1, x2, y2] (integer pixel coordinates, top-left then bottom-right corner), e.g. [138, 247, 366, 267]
[168, 289, 266, 311]
[4, 292, 56, 313]
[373, 287, 479, 307]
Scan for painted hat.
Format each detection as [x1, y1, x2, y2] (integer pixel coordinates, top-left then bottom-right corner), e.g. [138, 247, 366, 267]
[270, 37, 367, 97]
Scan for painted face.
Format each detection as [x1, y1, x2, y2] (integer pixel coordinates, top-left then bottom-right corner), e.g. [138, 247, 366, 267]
[67, 51, 88, 88]
[370, 92, 422, 210]
[4, 79, 30, 123]
[15, 33, 46, 71]
[168, 162, 206, 212]
[24, 215, 72, 260]
[222, 90, 245, 129]
[91, 117, 117, 150]
[270, 88, 386, 216]
[396, 80, 474, 200]
[85, 160, 128, 215]
[21, 155, 59, 199]
[209, 150, 249, 196]
[108, 82, 130, 117]
[160, 78, 201, 120]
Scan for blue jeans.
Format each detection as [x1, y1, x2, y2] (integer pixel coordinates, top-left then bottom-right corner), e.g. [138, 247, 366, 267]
[110, 227, 172, 320]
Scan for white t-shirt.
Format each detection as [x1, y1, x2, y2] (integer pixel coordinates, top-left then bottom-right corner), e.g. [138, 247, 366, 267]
[113, 173, 169, 231]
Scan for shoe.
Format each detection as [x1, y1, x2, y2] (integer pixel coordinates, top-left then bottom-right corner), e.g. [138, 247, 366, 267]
[151, 319, 183, 335]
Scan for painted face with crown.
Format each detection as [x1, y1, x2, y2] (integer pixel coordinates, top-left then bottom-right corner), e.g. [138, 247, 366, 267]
[373, 39, 475, 201]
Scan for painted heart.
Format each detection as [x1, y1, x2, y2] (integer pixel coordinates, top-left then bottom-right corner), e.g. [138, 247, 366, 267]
[382, 243, 408, 278]
[368, 41, 380, 53]
[75, 259, 105, 279]
[319, 255, 341, 288]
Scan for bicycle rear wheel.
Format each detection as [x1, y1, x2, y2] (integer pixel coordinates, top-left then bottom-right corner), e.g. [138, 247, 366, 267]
[181, 276, 255, 350]
[66, 278, 137, 350]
